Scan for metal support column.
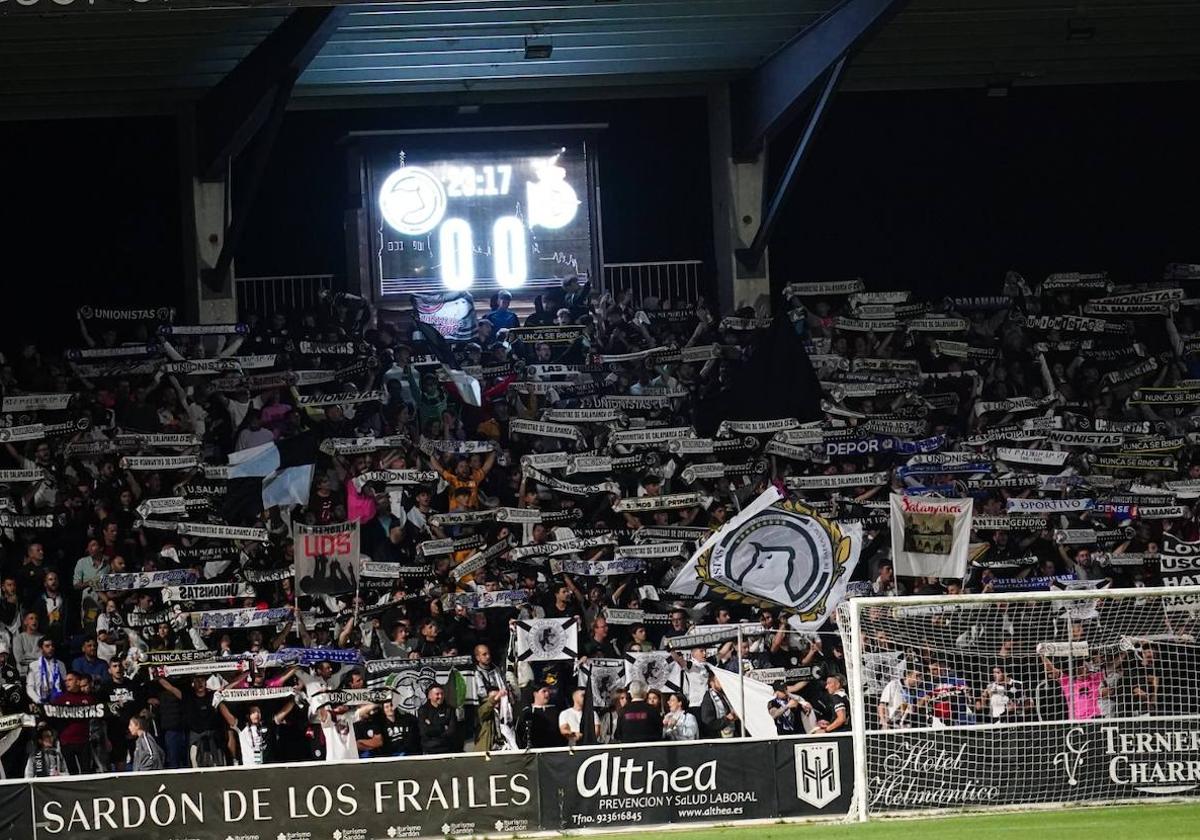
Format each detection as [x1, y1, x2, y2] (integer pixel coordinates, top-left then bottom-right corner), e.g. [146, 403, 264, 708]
[738, 56, 847, 270]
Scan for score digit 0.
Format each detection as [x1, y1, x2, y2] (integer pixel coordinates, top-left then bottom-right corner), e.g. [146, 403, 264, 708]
[437, 215, 528, 290]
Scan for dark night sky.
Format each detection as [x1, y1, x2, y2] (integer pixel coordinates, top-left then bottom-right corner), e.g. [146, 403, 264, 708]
[1, 81, 1196, 345]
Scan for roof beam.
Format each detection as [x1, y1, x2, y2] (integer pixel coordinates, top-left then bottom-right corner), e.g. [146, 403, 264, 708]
[737, 56, 845, 270]
[731, 0, 907, 157]
[203, 70, 297, 292]
[194, 6, 345, 180]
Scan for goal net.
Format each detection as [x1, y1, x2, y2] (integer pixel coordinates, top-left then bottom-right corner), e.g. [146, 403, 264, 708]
[836, 585, 1200, 820]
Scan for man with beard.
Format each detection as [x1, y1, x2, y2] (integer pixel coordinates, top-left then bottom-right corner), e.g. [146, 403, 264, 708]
[473, 643, 514, 751]
[99, 659, 146, 772]
[417, 684, 459, 754]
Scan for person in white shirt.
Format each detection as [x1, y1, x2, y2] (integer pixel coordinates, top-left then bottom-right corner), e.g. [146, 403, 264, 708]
[71, 541, 109, 612]
[878, 669, 920, 729]
[319, 701, 373, 762]
[558, 688, 598, 745]
[231, 699, 296, 766]
[979, 666, 1023, 721]
[11, 612, 43, 676]
[296, 660, 339, 720]
[5, 441, 57, 511]
[26, 638, 65, 704]
[674, 646, 713, 711]
[662, 692, 700, 741]
[235, 409, 276, 452]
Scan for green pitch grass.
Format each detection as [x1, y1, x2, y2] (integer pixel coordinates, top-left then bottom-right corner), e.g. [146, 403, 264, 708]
[589, 803, 1200, 839]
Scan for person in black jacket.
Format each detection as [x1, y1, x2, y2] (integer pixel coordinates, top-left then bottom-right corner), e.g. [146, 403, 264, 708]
[515, 683, 564, 749]
[613, 680, 661, 744]
[416, 685, 459, 754]
[699, 670, 741, 739]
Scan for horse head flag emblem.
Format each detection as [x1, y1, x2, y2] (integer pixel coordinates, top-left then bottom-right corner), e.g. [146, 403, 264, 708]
[698, 499, 855, 620]
[732, 541, 796, 590]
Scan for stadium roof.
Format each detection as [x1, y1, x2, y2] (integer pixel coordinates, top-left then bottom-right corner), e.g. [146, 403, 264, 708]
[3, 0, 1199, 120]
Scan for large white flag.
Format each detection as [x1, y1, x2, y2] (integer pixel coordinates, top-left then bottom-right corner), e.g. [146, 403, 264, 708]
[691, 487, 862, 626]
[705, 665, 776, 739]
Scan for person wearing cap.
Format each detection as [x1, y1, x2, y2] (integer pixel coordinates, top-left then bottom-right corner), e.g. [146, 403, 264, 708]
[516, 681, 564, 749]
[768, 680, 804, 734]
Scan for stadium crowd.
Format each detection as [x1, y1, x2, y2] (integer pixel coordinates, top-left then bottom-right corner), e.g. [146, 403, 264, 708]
[1, 266, 1199, 777]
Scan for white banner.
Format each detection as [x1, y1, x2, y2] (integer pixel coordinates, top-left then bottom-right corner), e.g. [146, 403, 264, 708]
[1046, 430, 1125, 448]
[1006, 497, 1096, 513]
[509, 419, 585, 442]
[890, 494, 973, 577]
[785, 471, 889, 490]
[162, 582, 256, 602]
[1, 393, 74, 412]
[612, 492, 703, 512]
[996, 447, 1070, 467]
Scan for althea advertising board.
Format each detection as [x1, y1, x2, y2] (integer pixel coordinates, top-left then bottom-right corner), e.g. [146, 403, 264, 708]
[9, 737, 854, 840]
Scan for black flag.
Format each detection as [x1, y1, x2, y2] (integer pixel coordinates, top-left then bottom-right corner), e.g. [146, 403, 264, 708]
[695, 307, 822, 436]
[579, 664, 597, 746]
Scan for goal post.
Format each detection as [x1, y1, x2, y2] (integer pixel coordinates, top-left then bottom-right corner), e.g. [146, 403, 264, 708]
[837, 585, 1200, 822]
